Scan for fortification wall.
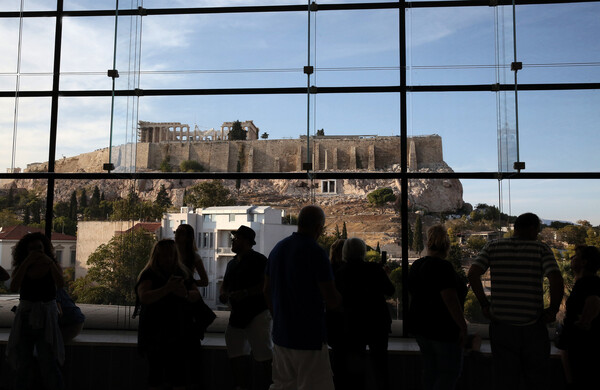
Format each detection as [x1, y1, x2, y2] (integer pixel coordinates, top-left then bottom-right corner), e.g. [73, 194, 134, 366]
[142, 135, 444, 173]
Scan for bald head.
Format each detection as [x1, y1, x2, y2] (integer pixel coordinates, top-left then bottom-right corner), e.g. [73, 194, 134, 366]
[297, 205, 326, 239]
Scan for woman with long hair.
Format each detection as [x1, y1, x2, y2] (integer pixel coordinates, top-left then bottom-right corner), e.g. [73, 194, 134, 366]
[174, 224, 209, 287]
[407, 225, 468, 390]
[7, 232, 65, 390]
[136, 239, 202, 390]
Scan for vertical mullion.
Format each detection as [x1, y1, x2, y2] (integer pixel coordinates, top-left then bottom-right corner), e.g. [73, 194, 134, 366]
[400, 0, 409, 337]
[45, 0, 64, 239]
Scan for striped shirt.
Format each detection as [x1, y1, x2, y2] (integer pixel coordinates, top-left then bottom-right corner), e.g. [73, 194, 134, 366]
[473, 238, 559, 325]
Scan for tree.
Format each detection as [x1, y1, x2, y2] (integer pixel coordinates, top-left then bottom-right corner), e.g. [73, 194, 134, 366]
[184, 180, 236, 209]
[341, 222, 348, 239]
[155, 184, 172, 210]
[160, 156, 172, 172]
[407, 223, 413, 249]
[179, 160, 205, 172]
[23, 205, 30, 225]
[90, 186, 101, 208]
[79, 188, 88, 211]
[412, 215, 424, 255]
[229, 120, 246, 140]
[466, 236, 487, 254]
[365, 250, 381, 263]
[334, 224, 341, 239]
[260, 132, 269, 139]
[367, 188, 396, 213]
[376, 242, 381, 253]
[69, 191, 78, 220]
[0, 209, 20, 226]
[447, 243, 466, 279]
[53, 216, 77, 236]
[557, 224, 587, 246]
[71, 229, 156, 305]
[317, 232, 338, 253]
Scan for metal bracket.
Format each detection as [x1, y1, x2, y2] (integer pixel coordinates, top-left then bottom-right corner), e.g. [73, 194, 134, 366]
[303, 66, 314, 75]
[103, 163, 115, 171]
[107, 69, 119, 79]
[310, 2, 318, 12]
[134, 88, 144, 96]
[513, 161, 526, 171]
[511, 62, 523, 71]
[309, 85, 317, 94]
[492, 83, 500, 92]
[138, 6, 147, 16]
[302, 162, 313, 171]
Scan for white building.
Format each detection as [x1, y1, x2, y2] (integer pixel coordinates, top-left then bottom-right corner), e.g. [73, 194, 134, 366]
[162, 205, 297, 308]
[0, 225, 77, 288]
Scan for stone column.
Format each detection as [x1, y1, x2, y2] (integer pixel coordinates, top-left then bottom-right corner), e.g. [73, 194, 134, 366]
[274, 157, 280, 172]
[314, 143, 320, 171]
[409, 140, 418, 171]
[297, 145, 303, 171]
[247, 146, 254, 173]
[332, 148, 338, 170]
[350, 146, 357, 170]
[368, 144, 375, 170]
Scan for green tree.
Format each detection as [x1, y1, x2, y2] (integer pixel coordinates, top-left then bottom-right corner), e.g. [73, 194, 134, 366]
[53, 216, 77, 236]
[79, 188, 88, 211]
[447, 243, 466, 279]
[184, 180, 236, 209]
[71, 229, 156, 305]
[260, 132, 269, 139]
[557, 225, 587, 246]
[376, 242, 381, 253]
[334, 224, 341, 239]
[466, 236, 487, 254]
[90, 186, 101, 208]
[317, 232, 337, 253]
[23, 205, 30, 225]
[412, 215, 424, 255]
[160, 156, 172, 172]
[365, 250, 381, 263]
[155, 184, 172, 210]
[342, 222, 348, 239]
[85, 186, 103, 220]
[179, 160, 205, 172]
[69, 191, 78, 220]
[586, 227, 600, 247]
[0, 209, 20, 226]
[367, 188, 396, 213]
[407, 223, 414, 249]
[464, 290, 489, 323]
[229, 120, 246, 141]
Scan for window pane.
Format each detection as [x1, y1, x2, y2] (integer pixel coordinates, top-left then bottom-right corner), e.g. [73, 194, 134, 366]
[518, 90, 600, 172]
[516, 3, 600, 84]
[314, 9, 399, 87]
[1, 97, 51, 173]
[138, 12, 306, 90]
[409, 92, 498, 172]
[407, 6, 497, 86]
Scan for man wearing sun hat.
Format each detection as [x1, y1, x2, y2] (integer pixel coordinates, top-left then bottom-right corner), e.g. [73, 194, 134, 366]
[220, 225, 272, 390]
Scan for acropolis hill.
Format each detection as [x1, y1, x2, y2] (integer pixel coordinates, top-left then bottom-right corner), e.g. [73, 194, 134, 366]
[19, 121, 464, 216]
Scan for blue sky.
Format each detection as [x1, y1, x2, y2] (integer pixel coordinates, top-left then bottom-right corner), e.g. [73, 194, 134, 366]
[0, 1, 599, 224]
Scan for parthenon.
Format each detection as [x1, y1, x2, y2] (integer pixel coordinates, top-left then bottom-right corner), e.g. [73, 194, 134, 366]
[138, 120, 260, 143]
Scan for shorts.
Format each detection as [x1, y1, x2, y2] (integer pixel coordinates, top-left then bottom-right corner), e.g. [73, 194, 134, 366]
[225, 309, 273, 362]
[270, 343, 334, 390]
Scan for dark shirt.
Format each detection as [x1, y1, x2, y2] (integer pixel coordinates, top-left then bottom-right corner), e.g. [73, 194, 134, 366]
[563, 275, 600, 351]
[266, 232, 334, 350]
[223, 249, 269, 328]
[407, 256, 468, 342]
[20, 272, 57, 302]
[335, 261, 395, 337]
[136, 268, 194, 351]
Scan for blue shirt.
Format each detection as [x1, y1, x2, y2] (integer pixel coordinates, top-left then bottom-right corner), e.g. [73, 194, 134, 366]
[266, 232, 334, 350]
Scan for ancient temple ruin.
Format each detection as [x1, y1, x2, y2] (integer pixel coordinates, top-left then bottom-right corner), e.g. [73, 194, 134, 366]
[138, 120, 259, 143]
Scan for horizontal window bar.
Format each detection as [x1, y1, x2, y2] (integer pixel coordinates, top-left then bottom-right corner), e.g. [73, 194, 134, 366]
[1, 0, 598, 18]
[2, 83, 599, 98]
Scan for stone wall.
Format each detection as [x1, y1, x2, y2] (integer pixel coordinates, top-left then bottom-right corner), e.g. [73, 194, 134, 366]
[140, 135, 444, 173]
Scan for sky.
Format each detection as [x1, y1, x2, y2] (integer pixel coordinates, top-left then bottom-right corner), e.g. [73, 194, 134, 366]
[0, 1, 599, 224]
